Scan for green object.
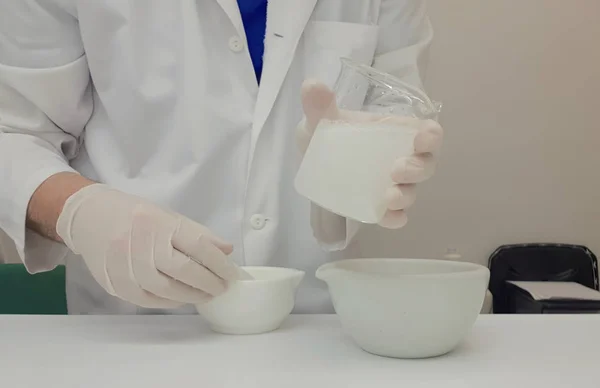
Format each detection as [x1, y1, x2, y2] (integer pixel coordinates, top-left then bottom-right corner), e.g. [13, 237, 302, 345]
[0, 264, 67, 314]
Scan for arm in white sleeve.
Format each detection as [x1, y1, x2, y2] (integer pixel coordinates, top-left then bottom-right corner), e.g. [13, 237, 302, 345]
[372, 0, 433, 89]
[0, 0, 93, 272]
[311, 0, 433, 251]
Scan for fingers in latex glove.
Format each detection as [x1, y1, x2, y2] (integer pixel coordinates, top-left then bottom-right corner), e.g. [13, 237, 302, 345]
[379, 209, 409, 229]
[383, 120, 442, 229]
[297, 79, 338, 154]
[57, 184, 241, 309]
[136, 211, 225, 300]
[391, 119, 443, 184]
[385, 185, 417, 211]
[377, 185, 415, 230]
[106, 237, 183, 309]
[104, 207, 229, 307]
[392, 153, 436, 184]
[414, 119, 444, 154]
[171, 217, 241, 283]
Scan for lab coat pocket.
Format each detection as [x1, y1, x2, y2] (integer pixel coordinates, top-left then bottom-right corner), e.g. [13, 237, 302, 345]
[302, 21, 379, 88]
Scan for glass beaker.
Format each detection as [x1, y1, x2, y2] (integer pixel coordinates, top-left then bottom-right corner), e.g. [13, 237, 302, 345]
[294, 58, 441, 224]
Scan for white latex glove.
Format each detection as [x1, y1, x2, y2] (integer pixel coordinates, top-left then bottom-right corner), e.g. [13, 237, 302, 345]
[297, 79, 444, 229]
[56, 184, 242, 309]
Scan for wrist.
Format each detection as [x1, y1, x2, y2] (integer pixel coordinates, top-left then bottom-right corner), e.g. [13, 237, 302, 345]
[26, 172, 96, 242]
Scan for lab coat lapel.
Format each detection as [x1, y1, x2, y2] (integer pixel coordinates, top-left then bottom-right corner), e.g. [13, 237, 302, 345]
[253, 0, 319, 133]
[215, 0, 245, 37]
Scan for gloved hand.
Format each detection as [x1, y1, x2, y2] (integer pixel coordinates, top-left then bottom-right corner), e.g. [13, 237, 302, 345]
[56, 184, 242, 309]
[296, 79, 444, 229]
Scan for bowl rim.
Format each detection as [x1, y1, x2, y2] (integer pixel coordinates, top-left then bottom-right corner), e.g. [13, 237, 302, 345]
[235, 266, 305, 283]
[316, 258, 489, 280]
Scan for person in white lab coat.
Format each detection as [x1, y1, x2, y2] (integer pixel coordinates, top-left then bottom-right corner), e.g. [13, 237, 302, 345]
[0, 0, 443, 314]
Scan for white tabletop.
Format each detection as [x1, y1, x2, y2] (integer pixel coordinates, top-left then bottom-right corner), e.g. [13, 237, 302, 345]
[1, 314, 598, 388]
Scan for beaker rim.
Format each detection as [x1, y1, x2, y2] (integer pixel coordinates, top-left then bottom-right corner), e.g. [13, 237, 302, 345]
[339, 57, 441, 116]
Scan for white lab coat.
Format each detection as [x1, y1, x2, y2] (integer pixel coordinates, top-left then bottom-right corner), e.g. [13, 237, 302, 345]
[0, 0, 432, 314]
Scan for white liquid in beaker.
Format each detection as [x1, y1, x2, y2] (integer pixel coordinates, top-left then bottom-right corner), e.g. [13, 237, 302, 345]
[295, 119, 418, 224]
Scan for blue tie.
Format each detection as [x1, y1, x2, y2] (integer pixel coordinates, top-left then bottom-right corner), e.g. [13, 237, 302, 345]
[237, 0, 268, 83]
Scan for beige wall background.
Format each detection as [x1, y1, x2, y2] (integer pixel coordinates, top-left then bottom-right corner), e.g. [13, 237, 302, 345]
[360, 0, 600, 264]
[1, 0, 599, 266]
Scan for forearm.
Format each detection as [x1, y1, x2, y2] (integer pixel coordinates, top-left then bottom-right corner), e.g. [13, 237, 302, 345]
[26, 172, 95, 242]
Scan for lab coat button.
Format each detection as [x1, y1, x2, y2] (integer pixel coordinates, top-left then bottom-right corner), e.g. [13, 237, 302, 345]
[229, 36, 244, 52]
[250, 214, 266, 230]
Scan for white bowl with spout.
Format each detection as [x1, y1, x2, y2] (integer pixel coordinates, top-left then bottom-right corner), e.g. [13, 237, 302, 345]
[316, 258, 490, 358]
[196, 266, 305, 335]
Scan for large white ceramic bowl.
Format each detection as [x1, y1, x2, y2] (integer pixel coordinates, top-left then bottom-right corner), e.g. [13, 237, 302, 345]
[196, 266, 304, 335]
[316, 258, 490, 358]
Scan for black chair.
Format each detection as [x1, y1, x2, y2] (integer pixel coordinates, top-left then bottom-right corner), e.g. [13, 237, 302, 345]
[488, 243, 599, 314]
